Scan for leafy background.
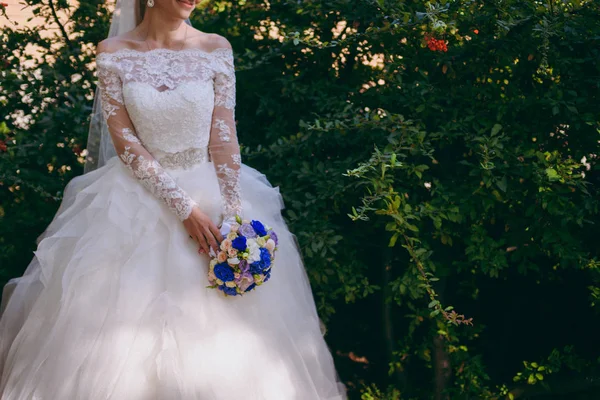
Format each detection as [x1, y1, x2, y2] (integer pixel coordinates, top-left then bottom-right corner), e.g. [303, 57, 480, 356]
[1, 0, 599, 398]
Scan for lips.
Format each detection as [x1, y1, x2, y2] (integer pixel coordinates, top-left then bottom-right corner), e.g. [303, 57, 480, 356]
[177, 0, 194, 6]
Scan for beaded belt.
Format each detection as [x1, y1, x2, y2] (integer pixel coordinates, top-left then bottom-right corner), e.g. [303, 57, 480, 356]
[154, 147, 210, 170]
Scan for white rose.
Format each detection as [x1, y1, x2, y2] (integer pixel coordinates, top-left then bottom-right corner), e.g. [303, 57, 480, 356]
[256, 236, 266, 247]
[228, 257, 240, 265]
[246, 239, 261, 263]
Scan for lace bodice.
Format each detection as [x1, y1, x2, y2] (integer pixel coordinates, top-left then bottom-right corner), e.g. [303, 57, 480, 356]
[95, 47, 242, 223]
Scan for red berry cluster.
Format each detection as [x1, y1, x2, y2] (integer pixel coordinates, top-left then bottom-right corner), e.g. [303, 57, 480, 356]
[426, 36, 448, 52]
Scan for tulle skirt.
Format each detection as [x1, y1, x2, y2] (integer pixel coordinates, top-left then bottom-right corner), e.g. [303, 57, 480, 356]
[0, 157, 347, 400]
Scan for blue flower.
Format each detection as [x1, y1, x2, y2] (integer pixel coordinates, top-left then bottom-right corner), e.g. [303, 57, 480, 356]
[259, 247, 271, 270]
[245, 283, 256, 292]
[231, 236, 247, 251]
[251, 220, 267, 236]
[249, 248, 272, 274]
[249, 261, 263, 275]
[214, 263, 235, 282]
[219, 285, 238, 296]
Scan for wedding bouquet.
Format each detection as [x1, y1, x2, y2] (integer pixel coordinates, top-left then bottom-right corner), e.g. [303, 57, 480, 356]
[207, 215, 278, 297]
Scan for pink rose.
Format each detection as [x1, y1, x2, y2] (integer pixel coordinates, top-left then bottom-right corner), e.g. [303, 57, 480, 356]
[220, 238, 232, 251]
[238, 278, 254, 292]
[227, 247, 237, 258]
[208, 271, 217, 282]
[266, 239, 275, 253]
[217, 251, 228, 263]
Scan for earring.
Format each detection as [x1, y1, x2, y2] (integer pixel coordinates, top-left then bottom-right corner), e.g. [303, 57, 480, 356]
[147, 0, 154, 7]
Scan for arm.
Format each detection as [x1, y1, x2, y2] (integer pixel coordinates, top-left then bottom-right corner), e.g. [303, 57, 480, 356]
[95, 46, 197, 221]
[209, 42, 242, 225]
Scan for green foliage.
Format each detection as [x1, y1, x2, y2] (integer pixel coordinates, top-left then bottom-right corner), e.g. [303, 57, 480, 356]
[330, 0, 600, 397]
[360, 383, 404, 400]
[1, 0, 600, 398]
[0, 0, 109, 281]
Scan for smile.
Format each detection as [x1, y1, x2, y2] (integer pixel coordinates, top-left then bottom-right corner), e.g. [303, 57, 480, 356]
[176, 0, 194, 8]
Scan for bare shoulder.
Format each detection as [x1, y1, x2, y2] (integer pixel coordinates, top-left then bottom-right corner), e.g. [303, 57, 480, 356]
[96, 29, 145, 55]
[207, 33, 233, 51]
[96, 36, 132, 55]
[187, 28, 232, 52]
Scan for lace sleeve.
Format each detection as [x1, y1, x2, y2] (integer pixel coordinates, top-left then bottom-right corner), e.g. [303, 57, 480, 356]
[209, 47, 242, 224]
[96, 53, 197, 221]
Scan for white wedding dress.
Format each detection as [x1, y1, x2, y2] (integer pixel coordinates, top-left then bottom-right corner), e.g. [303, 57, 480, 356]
[0, 47, 346, 400]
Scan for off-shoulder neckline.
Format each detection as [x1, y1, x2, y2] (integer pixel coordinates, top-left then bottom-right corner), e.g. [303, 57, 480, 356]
[96, 46, 233, 59]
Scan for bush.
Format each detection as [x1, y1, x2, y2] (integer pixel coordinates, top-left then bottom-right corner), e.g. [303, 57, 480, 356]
[1, 0, 599, 398]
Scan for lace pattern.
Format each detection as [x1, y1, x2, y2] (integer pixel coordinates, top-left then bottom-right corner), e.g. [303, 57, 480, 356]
[215, 163, 242, 222]
[96, 48, 233, 90]
[212, 119, 231, 142]
[98, 69, 123, 121]
[122, 128, 140, 144]
[122, 81, 214, 154]
[207, 48, 243, 223]
[96, 54, 200, 221]
[95, 46, 242, 223]
[120, 147, 195, 219]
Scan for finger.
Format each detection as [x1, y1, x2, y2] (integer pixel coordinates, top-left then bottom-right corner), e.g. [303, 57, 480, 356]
[209, 222, 224, 243]
[190, 232, 200, 243]
[204, 228, 219, 253]
[197, 234, 209, 254]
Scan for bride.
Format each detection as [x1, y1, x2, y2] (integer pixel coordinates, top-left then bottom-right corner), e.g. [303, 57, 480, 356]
[0, 0, 347, 398]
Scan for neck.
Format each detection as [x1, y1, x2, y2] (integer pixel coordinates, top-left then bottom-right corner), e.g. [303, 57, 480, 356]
[137, 9, 187, 46]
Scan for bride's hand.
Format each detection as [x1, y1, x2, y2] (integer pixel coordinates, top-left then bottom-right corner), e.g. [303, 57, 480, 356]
[183, 205, 223, 255]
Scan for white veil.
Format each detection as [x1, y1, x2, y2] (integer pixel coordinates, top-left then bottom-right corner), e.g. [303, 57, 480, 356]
[84, 0, 192, 173]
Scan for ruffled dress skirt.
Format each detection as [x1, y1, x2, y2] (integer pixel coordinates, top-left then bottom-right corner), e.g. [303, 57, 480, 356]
[0, 157, 347, 400]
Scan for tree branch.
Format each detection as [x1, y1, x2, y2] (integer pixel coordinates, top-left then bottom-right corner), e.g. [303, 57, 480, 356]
[47, 0, 72, 49]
